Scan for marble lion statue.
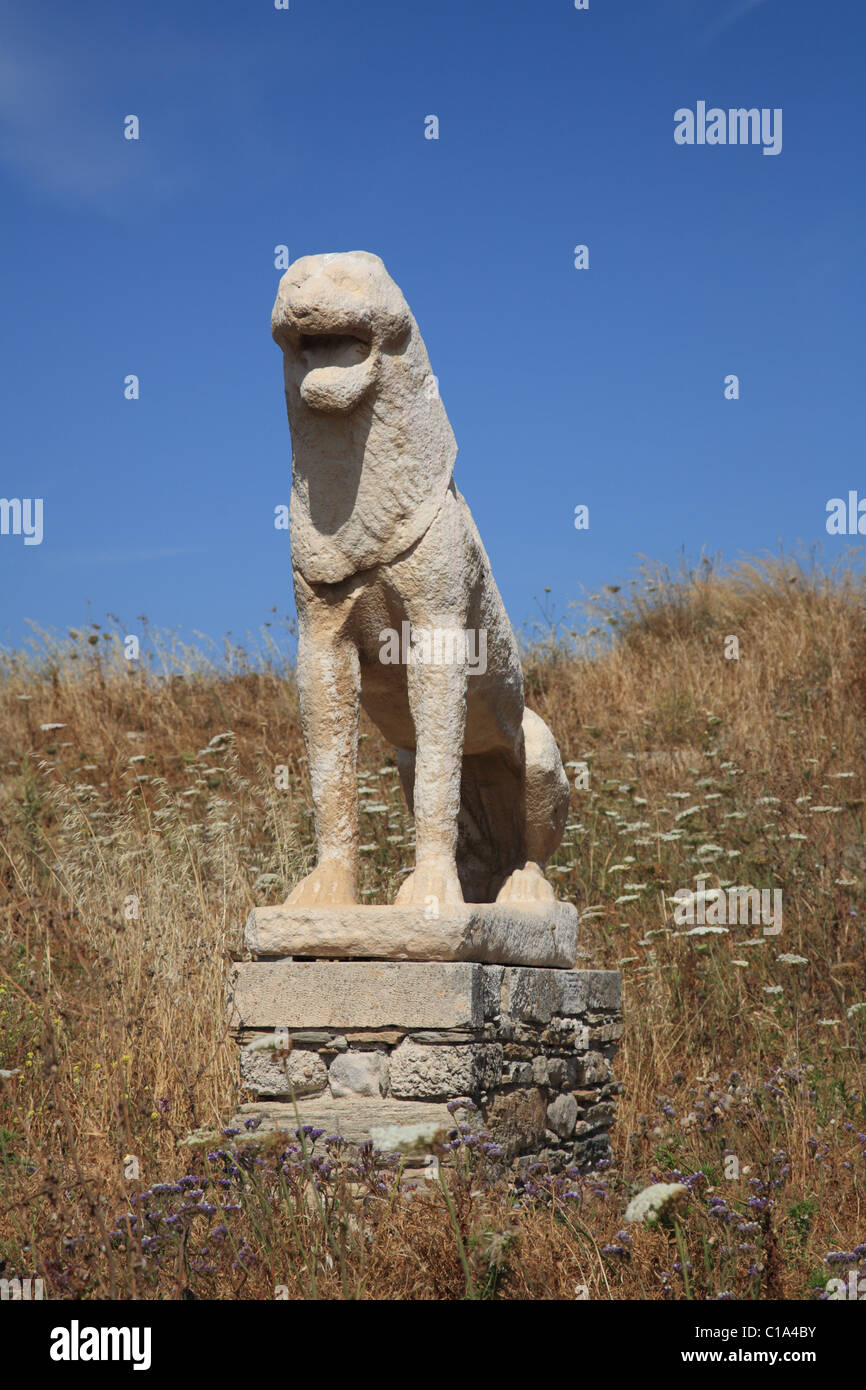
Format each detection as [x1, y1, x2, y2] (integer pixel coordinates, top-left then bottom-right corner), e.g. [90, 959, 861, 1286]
[271, 251, 570, 909]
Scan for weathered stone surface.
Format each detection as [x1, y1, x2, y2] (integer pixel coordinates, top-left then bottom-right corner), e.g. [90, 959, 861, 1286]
[531, 1056, 550, 1087]
[390, 1042, 471, 1100]
[503, 967, 562, 1024]
[268, 251, 571, 918]
[229, 961, 484, 1030]
[482, 965, 504, 1019]
[344, 1030, 404, 1046]
[568, 1051, 612, 1087]
[328, 1050, 388, 1099]
[230, 964, 623, 1172]
[584, 1102, 616, 1125]
[389, 1040, 503, 1101]
[560, 970, 622, 1015]
[246, 903, 578, 968]
[409, 1031, 474, 1045]
[236, 1098, 457, 1148]
[240, 1046, 328, 1099]
[547, 1058, 567, 1089]
[589, 1021, 623, 1044]
[547, 1092, 578, 1139]
[574, 1134, 611, 1167]
[503, 1043, 532, 1061]
[485, 1088, 548, 1161]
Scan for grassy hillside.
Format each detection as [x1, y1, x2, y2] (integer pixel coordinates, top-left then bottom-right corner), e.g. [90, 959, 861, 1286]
[1, 554, 864, 1299]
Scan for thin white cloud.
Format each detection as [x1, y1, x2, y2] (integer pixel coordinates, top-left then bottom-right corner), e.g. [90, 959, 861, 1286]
[697, 0, 774, 48]
[0, 14, 179, 213]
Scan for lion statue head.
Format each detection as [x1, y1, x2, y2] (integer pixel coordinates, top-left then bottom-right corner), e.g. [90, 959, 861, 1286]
[271, 251, 457, 584]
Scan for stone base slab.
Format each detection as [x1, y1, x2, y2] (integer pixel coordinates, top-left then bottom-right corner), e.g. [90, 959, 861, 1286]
[229, 960, 620, 1031]
[244, 900, 578, 967]
[235, 1098, 455, 1151]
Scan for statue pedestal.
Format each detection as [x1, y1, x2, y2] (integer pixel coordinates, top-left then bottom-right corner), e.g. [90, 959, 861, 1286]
[230, 912, 622, 1176]
[244, 901, 579, 967]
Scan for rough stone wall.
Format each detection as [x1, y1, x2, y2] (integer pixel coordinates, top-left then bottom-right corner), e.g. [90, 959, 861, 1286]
[232, 965, 622, 1175]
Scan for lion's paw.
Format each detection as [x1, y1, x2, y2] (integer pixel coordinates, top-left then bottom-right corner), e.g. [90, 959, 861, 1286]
[394, 859, 464, 910]
[495, 862, 556, 905]
[284, 861, 357, 907]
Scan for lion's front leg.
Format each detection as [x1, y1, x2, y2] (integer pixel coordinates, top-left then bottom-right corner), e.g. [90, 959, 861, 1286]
[286, 602, 360, 907]
[394, 627, 467, 910]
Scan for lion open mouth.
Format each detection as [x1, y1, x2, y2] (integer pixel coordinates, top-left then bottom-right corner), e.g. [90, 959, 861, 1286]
[298, 329, 371, 369]
[282, 323, 377, 414]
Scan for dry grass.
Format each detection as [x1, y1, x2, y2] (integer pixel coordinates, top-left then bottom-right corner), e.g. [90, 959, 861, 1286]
[1, 553, 865, 1300]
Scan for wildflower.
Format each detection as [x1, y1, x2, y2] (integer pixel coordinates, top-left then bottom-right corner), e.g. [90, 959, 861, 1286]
[624, 1182, 689, 1228]
[446, 1097, 476, 1113]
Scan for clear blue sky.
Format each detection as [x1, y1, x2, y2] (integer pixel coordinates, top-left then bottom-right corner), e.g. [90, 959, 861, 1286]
[1, 0, 863, 655]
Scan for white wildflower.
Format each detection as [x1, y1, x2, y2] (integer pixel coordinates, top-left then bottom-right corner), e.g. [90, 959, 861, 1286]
[624, 1183, 689, 1227]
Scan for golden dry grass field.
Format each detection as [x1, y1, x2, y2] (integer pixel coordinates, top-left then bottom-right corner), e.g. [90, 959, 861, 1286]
[1, 554, 864, 1300]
